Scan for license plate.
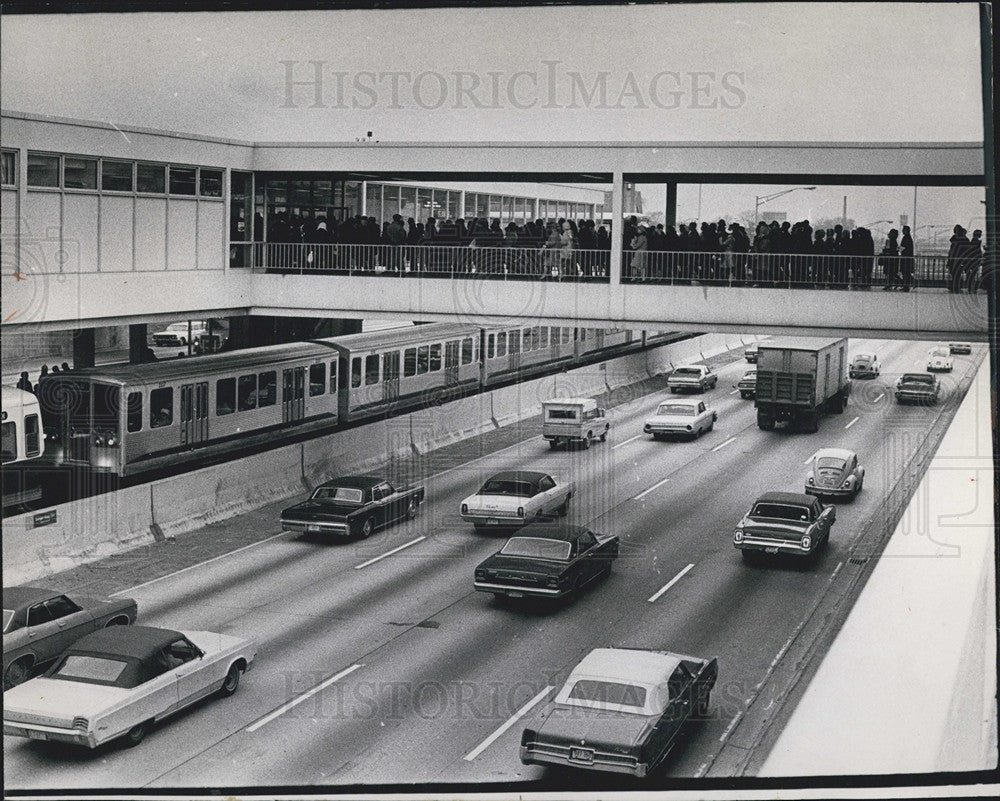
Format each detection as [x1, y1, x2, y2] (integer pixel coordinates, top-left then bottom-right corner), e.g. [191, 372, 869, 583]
[765, 547, 779, 554]
[308, 524, 322, 532]
[27, 730, 46, 741]
[571, 747, 594, 762]
[487, 518, 499, 526]
[507, 590, 524, 598]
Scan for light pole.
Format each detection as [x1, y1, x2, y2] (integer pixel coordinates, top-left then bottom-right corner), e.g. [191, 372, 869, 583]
[754, 186, 816, 224]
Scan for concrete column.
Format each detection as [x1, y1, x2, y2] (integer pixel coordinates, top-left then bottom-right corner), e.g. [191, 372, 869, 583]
[665, 182, 678, 227]
[128, 324, 148, 364]
[72, 328, 95, 369]
[609, 172, 624, 284]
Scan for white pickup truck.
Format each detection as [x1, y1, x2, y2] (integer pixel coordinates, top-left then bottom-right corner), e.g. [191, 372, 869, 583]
[541, 397, 610, 449]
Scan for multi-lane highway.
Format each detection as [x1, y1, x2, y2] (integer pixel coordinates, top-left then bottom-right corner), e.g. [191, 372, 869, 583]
[3, 338, 985, 790]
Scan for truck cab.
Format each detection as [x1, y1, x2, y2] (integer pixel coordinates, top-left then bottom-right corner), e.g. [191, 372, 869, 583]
[542, 397, 609, 450]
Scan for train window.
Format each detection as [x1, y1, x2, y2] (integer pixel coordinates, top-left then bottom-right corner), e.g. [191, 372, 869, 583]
[137, 163, 166, 194]
[487, 335, 495, 360]
[363, 355, 379, 385]
[497, 332, 507, 358]
[93, 385, 120, 431]
[1, 421, 15, 463]
[258, 371, 277, 407]
[24, 414, 40, 457]
[509, 330, 521, 354]
[562, 328, 571, 345]
[532, 327, 541, 349]
[238, 375, 258, 410]
[200, 169, 223, 198]
[351, 357, 363, 388]
[523, 328, 532, 351]
[64, 157, 97, 190]
[27, 153, 60, 187]
[126, 392, 143, 433]
[311, 363, 328, 395]
[540, 328, 549, 348]
[150, 388, 173, 428]
[216, 378, 236, 416]
[404, 348, 417, 377]
[462, 337, 474, 364]
[101, 160, 133, 192]
[417, 345, 429, 375]
[329, 361, 338, 393]
[169, 166, 197, 196]
[429, 344, 441, 372]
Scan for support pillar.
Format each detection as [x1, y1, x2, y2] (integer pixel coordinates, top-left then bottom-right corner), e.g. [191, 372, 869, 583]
[609, 171, 625, 285]
[72, 328, 95, 369]
[665, 182, 678, 228]
[128, 324, 148, 364]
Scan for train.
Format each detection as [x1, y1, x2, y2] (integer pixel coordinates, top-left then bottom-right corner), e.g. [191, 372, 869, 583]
[2, 386, 45, 506]
[34, 322, 681, 478]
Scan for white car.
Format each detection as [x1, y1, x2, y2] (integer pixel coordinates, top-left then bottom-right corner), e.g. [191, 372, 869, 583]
[644, 399, 717, 439]
[460, 471, 573, 531]
[3, 625, 256, 749]
[150, 321, 209, 348]
[926, 346, 953, 372]
[667, 365, 718, 393]
[849, 352, 880, 379]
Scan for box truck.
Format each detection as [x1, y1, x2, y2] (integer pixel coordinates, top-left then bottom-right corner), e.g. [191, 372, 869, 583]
[755, 337, 850, 432]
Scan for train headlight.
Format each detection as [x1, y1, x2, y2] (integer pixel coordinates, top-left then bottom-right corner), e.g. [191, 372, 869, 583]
[107, 436, 117, 447]
[94, 435, 105, 447]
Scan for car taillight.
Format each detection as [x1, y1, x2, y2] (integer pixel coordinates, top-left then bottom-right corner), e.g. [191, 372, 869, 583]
[461, 503, 468, 515]
[72, 717, 89, 731]
[475, 570, 486, 580]
[517, 507, 524, 517]
[521, 728, 536, 746]
[546, 576, 559, 587]
[807, 476, 814, 484]
[801, 535, 811, 549]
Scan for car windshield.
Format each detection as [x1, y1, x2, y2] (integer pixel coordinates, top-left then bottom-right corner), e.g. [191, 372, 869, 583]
[656, 403, 695, 416]
[567, 679, 647, 709]
[480, 479, 534, 496]
[930, 347, 949, 357]
[51, 654, 128, 685]
[673, 368, 701, 376]
[2, 609, 14, 633]
[751, 502, 811, 522]
[500, 536, 571, 560]
[901, 374, 934, 384]
[312, 486, 365, 504]
[853, 355, 872, 364]
[816, 457, 846, 471]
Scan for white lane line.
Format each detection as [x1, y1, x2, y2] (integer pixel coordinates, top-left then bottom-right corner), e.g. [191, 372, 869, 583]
[354, 536, 426, 569]
[464, 685, 554, 761]
[719, 711, 743, 743]
[873, 393, 884, 403]
[711, 436, 737, 452]
[247, 663, 363, 732]
[845, 416, 860, 429]
[613, 434, 643, 450]
[803, 451, 818, 465]
[634, 476, 671, 500]
[647, 563, 694, 603]
[110, 531, 290, 597]
[729, 389, 740, 395]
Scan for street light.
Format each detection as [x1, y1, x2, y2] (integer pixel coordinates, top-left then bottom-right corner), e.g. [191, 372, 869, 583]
[754, 186, 816, 224]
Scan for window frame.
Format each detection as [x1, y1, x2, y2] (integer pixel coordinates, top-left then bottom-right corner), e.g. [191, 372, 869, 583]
[26, 151, 61, 189]
[216, 376, 237, 416]
[100, 159, 135, 193]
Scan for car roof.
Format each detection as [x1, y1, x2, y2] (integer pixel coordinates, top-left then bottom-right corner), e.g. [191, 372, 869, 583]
[571, 648, 680, 687]
[659, 397, 699, 405]
[543, 397, 596, 407]
[901, 372, 934, 379]
[318, 475, 383, 489]
[511, 523, 588, 543]
[486, 470, 548, 483]
[814, 448, 855, 461]
[755, 491, 816, 506]
[852, 352, 874, 359]
[673, 364, 705, 370]
[2, 586, 60, 610]
[66, 625, 184, 660]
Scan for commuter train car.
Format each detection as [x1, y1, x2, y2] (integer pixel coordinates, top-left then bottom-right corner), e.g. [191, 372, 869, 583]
[2, 386, 45, 506]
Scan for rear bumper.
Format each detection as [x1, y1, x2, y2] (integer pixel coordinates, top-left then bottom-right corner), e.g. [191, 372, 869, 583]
[461, 514, 525, 529]
[735, 535, 813, 556]
[805, 484, 854, 498]
[895, 391, 936, 402]
[3, 721, 98, 748]
[849, 369, 877, 378]
[520, 744, 645, 777]
[474, 581, 564, 597]
[282, 519, 351, 536]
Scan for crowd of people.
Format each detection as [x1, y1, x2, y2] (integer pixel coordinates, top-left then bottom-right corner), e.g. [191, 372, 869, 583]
[14, 362, 71, 394]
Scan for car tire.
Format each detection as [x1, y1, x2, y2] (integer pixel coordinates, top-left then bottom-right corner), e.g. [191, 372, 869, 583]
[3, 658, 32, 690]
[556, 499, 569, 517]
[583, 432, 592, 449]
[105, 615, 131, 627]
[359, 517, 376, 539]
[123, 720, 151, 748]
[405, 498, 419, 520]
[220, 663, 243, 697]
[670, 387, 678, 394]
[548, 440, 559, 450]
[707, 417, 715, 431]
[600, 425, 608, 442]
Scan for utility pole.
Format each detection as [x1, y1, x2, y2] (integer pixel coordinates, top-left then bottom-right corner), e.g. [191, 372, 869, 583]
[842, 196, 847, 227]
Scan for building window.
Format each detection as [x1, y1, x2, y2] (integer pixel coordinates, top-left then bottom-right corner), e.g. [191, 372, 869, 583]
[216, 377, 236, 415]
[126, 392, 143, 433]
[169, 166, 197, 196]
[1, 150, 16, 186]
[200, 168, 223, 198]
[137, 163, 166, 193]
[150, 388, 173, 428]
[27, 153, 60, 187]
[257, 371, 277, 407]
[310, 363, 326, 396]
[64, 157, 97, 190]
[101, 160, 133, 192]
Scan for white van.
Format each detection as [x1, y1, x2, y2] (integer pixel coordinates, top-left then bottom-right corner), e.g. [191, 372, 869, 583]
[542, 397, 609, 449]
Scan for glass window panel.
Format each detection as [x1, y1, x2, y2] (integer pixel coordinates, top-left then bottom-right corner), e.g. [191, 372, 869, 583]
[137, 163, 165, 193]
[399, 186, 416, 221]
[238, 374, 257, 410]
[344, 180, 362, 217]
[366, 183, 382, 223]
[465, 192, 477, 218]
[404, 347, 417, 377]
[27, 153, 60, 187]
[310, 363, 326, 396]
[540, 327, 549, 348]
[258, 371, 277, 407]
[364, 354, 379, 385]
[497, 331, 507, 357]
[476, 193, 489, 219]
[200, 168, 223, 197]
[351, 357, 362, 388]
[329, 360, 338, 393]
[216, 377, 236, 415]
[383, 184, 400, 217]
[416, 188, 430, 222]
[64, 157, 97, 190]
[313, 180, 333, 207]
[429, 343, 441, 371]
[461, 337, 474, 364]
[101, 160, 133, 192]
[1, 150, 16, 186]
[417, 345, 429, 374]
[487, 334, 495, 359]
[447, 191, 459, 221]
[24, 414, 40, 457]
[126, 392, 143, 433]
[169, 166, 197, 195]
[150, 388, 173, 428]
[489, 195, 501, 217]
[503, 196, 513, 220]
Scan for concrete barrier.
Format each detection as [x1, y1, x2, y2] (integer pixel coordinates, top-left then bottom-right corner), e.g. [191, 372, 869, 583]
[491, 374, 552, 427]
[302, 418, 404, 487]
[410, 391, 494, 455]
[668, 337, 704, 366]
[604, 352, 649, 390]
[699, 332, 730, 359]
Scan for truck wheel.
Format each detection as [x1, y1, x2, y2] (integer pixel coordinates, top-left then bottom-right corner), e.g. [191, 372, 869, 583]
[802, 414, 819, 433]
[757, 413, 775, 431]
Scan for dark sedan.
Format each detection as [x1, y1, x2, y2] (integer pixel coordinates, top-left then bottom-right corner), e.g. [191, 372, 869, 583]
[733, 491, 835, 563]
[3, 586, 138, 690]
[521, 647, 718, 777]
[281, 475, 425, 539]
[474, 523, 618, 600]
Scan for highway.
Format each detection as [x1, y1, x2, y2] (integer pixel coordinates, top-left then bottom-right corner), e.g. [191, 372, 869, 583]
[3, 338, 985, 791]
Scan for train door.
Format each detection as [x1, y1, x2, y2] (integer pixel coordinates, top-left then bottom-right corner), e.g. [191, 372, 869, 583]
[282, 367, 306, 422]
[508, 329, 521, 376]
[382, 350, 400, 402]
[180, 382, 209, 446]
[444, 340, 460, 386]
[592, 329, 605, 349]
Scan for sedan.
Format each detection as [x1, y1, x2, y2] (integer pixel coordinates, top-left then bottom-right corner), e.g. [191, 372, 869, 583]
[667, 365, 718, 393]
[895, 373, 940, 404]
[461, 471, 573, 531]
[744, 343, 759, 363]
[805, 447, 865, 500]
[949, 342, 972, 355]
[849, 352, 880, 379]
[3, 625, 256, 749]
[3, 586, 138, 690]
[644, 399, 717, 439]
[735, 369, 757, 399]
[520, 647, 718, 777]
[733, 491, 835, 563]
[926, 346, 953, 372]
[474, 523, 618, 600]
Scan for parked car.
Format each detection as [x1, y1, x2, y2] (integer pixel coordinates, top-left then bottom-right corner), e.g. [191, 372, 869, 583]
[733, 491, 835, 563]
[3, 625, 256, 748]
[735, 369, 757, 399]
[474, 523, 618, 600]
[895, 373, 940, 404]
[3, 586, 138, 690]
[644, 398, 717, 439]
[849, 352, 880, 379]
[949, 342, 972, 355]
[150, 321, 209, 348]
[520, 647, 718, 777]
[926, 346, 953, 372]
[805, 448, 865, 501]
[744, 343, 759, 363]
[541, 397, 609, 450]
[460, 471, 573, 531]
[667, 365, 718, 393]
[281, 475, 425, 539]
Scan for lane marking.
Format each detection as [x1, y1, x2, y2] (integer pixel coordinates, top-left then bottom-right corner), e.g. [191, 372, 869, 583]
[110, 531, 290, 597]
[354, 536, 426, 569]
[247, 663, 363, 732]
[711, 436, 737, 452]
[613, 434, 643, 450]
[647, 563, 694, 603]
[803, 451, 818, 465]
[719, 711, 743, 742]
[729, 389, 739, 395]
[873, 393, 883, 403]
[464, 685, 554, 761]
[634, 476, 671, 500]
[845, 416, 860, 429]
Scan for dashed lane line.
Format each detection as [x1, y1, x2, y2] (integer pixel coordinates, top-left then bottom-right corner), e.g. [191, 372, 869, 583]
[354, 536, 427, 569]
[634, 476, 671, 500]
[613, 434, 643, 450]
[845, 416, 860, 429]
[711, 436, 737, 452]
[246, 663, 364, 732]
[464, 685, 555, 761]
[648, 563, 695, 603]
